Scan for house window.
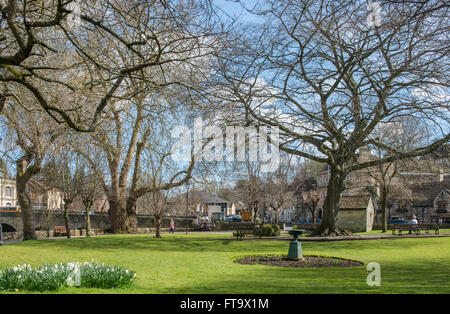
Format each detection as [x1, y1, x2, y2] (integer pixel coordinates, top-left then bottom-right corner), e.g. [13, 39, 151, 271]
[396, 201, 408, 213]
[5, 187, 11, 197]
[437, 201, 448, 213]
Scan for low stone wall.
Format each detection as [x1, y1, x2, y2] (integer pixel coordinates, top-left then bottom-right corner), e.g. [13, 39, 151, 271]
[214, 222, 255, 231]
[33, 211, 196, 232]
[34, 211, 111, 231]
[2, 232, 23, 241]
[136, 215, 195, 229]
[295, 223, 319, 231]
[336, 209, 369, 232]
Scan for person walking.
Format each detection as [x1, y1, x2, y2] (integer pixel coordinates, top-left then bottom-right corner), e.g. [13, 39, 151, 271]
[169, 219, 175, 234]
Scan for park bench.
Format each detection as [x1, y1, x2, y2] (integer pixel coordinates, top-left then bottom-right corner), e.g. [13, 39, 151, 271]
[391, 224, 439, 235]
[413, 224, 439, 235]
[233, 225, 256, 240]
[54, 226, 67, 237]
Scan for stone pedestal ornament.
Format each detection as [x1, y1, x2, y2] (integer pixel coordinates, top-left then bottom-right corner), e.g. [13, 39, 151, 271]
[287, 230, 303, 260]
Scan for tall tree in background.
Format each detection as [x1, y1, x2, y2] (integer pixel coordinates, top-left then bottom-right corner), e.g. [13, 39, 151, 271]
[364, 117, 430, 232]
[263, 155, 295, 224]
[80, 166, 103, 237]
[234, 161, 264, 220]
[216, 0, 450, 236]
[42, 146, 85, 238]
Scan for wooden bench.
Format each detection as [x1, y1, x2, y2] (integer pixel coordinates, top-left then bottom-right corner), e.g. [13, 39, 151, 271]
[54, 226, 67, 237]
[391, 224, 439, 235]
[413, 224, 439, 235]
[233, 225, 255, 240]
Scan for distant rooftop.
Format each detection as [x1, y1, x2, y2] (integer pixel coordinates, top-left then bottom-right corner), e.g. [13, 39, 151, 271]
[169, 190, 230, 204]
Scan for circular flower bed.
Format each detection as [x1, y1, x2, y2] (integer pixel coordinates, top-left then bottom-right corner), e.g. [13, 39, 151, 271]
[0, 261, 136, 292]
[235, 255, 363, 268]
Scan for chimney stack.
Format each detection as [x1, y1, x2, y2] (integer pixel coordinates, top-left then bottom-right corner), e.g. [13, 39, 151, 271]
[358, 147, 372, 162]
[438, 168, 444, 182]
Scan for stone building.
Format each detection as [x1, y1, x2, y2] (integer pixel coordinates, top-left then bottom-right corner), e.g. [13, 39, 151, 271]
[167, 190, 231, 221]
[311, 145, 449, 225]
[387, 177, 450, 224]
[0, 174, 17, 207]
[27, 180, 64, 211]
[0, 170, 65, 211]
[336, 195, 375, 232]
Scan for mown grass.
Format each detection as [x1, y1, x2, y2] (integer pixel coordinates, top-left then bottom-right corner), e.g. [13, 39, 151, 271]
[0, 233, 449, 294]
[355, 229, 450, 235]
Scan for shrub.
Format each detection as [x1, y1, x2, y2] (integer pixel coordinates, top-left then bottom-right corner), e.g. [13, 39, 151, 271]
[260, 224, 275, 237]
[0, 261, 136, 292]
[79, 261, 136, 289]
[271, 224, 281, 236]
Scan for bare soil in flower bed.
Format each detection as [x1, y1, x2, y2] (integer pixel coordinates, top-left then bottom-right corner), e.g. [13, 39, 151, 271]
[234, 255, 363, 268]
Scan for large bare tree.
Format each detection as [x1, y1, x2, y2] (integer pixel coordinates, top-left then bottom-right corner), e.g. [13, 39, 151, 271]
[215, 0, 450, 235]
[0, 89, 63, 240]
[0, 0, 219, 131]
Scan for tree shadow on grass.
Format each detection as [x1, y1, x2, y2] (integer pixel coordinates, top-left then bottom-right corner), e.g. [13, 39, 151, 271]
[11, 234, 449, 256]
[151, 256, 450, 294]
[10, 235, 285, 254]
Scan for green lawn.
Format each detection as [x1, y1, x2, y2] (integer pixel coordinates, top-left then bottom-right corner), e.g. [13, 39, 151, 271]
[355, 229, 450, 235]
[1, 234, 449, 294]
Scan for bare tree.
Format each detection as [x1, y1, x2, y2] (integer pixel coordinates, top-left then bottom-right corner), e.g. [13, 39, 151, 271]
[263, 155, 295, 224]
[0, 90, 62, 240]
[42, 146, 84, 238]
[0, 0, 219, 131]
[79, 166, 103, 237]
[364, 117, 431, 231]
[215, 0, 450, 236]
[138, 191, 169, 239]
[234, 161, 264, 221]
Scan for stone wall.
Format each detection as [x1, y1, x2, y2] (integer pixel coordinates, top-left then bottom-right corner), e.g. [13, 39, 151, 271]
[214, 222, 255, 231]
[336, 209, 368, 233]
[1, 210, 197, 233]
[295, 223, 319, 231]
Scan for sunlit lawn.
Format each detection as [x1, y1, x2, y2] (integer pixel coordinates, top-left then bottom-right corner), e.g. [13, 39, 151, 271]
[0, 233, 449, 294]
[355, 229, 450, 235]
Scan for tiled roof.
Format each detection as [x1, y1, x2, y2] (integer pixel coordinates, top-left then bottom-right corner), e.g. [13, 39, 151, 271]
[410, 179, 450, 207]
[339, 195, 371, 210]
[169, 190, 229, 204]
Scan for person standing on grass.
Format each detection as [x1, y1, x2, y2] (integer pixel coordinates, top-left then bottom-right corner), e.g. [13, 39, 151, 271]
[169, 219, 175, 234]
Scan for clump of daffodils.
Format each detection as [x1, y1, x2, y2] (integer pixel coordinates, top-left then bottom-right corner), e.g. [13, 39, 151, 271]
[0, 261, 136, 292]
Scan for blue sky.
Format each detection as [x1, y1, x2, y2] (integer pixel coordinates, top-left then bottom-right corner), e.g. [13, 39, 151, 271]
[213, 0, 264, 23]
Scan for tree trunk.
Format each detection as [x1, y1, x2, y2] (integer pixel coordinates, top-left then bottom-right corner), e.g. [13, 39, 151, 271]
[252, 201, 258, 221]
[17, 186, 36, 241]
[125, 198, 137, 233]
[16, 167, 36, 241]
[155, 214, 162, 238]
[85, 202, 92, 237]
[46, 210, 53, 238]
[381, 191, 388, 233]
[108, 197, 128, 233]
[108, 186, 138, 233]
[311, 209, 316, 225]
[63, 203, 71, 239]
[313, 168, 351, 236]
